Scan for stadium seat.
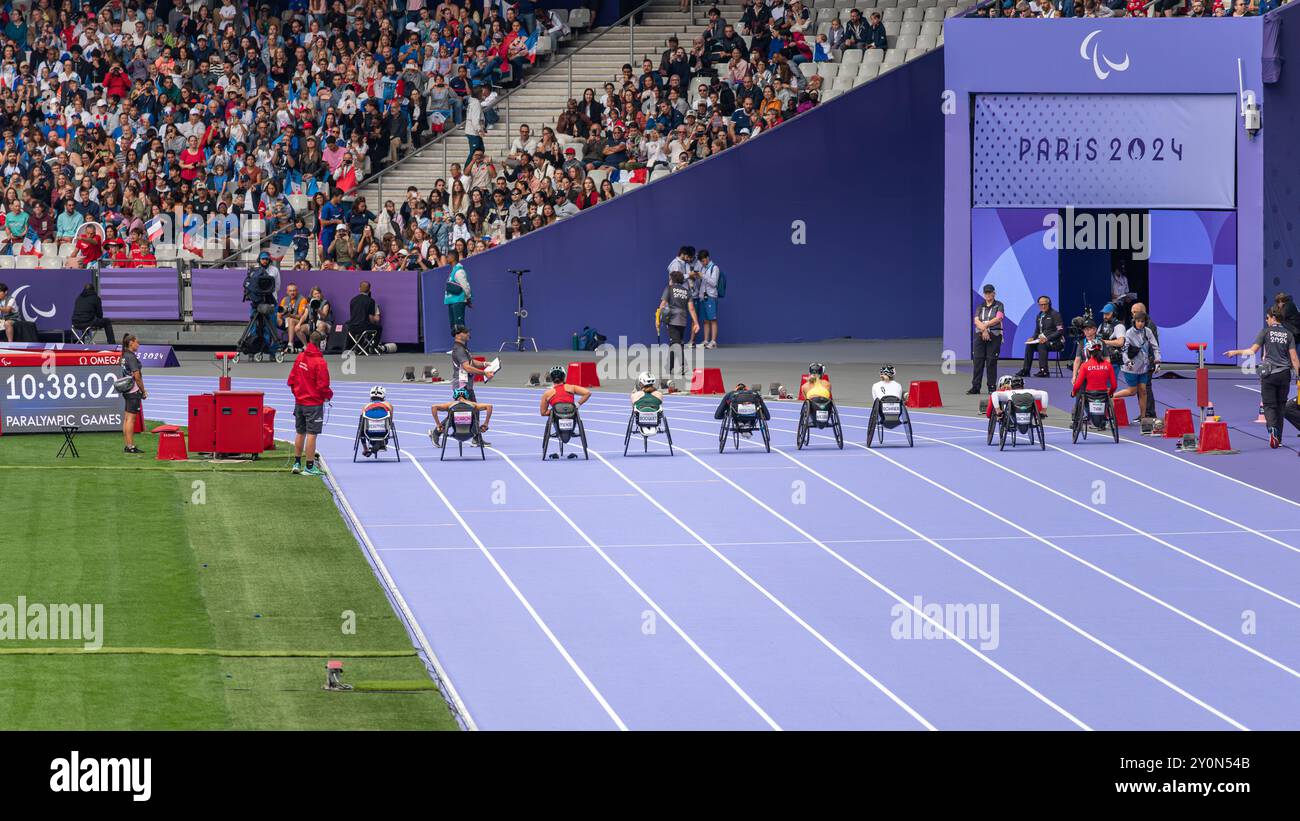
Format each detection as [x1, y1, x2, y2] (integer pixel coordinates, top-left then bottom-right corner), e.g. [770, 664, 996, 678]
[568, 8, 591, 29]
[882, 50, 905, 66]
[817, 63, 840, 79]
[945, 6, 962, 16]
[884, 19, 901, 33]
[916, 35, 939, 51]
[924, 7, 945, 21]
[288, 194, 309, 213]
[0, 256, 15, 269]
[822, 87, 841, 102]
[816, 8, 838, 23]
[834, 0, 855, 8]
[586, 167, 610, 187]
[901, 20, 921, 34]
[800, 62, 818, 78]
[649, 168, 672, 183]
[864, 48, 886, 63]
[903, 8, 923, 22]
[921, 21, 942, 36]
[896, 34, 917, 51]
[896, 0, 919, 6]
[856, 63, 880, 82]
[916, 0, 938, 7]
[816, 21, 832, 38]
[841, 48, 863, 65]
[876, 0, 900, 7]
[905, 48, 926, 61]
[16, 254, 39, 268]
[832, 75, 854, 91]
[884, 8, 903, 22]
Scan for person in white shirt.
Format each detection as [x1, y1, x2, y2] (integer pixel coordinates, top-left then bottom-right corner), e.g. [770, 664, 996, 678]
[872, 365, 905, 401]
[987, 375, 1050, 416]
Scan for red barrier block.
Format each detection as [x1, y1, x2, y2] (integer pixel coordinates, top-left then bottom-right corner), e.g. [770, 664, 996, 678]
[1198, 420, 1232, 453]
[566, 361, 600, 388]
[152, 425, 188, 461]
[906, 380, 942, 408]
[690, 367, 725, 395]
[263, 407, 277, 450]
[1113, 396, 1130, 427]
[798, 374, 832, 401]
[1163, 408, 1194, 438]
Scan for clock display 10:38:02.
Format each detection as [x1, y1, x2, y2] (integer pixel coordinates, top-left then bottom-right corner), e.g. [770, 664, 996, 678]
[3, 370, 121, 401]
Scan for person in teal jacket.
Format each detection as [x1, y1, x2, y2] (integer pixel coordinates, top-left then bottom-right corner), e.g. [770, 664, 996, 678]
[443, 249, 471, 334]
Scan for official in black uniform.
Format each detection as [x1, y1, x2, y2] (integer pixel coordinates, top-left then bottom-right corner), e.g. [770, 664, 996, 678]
[1016, 295, 1064, 378]
[968, 284, 1004, 395]
[1226, 306, 1300, 450]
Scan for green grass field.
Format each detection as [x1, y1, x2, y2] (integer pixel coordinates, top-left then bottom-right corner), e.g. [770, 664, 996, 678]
[0, 425, 457, 730]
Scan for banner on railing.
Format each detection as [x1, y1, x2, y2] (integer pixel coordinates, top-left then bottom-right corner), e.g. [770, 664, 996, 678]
[99, 267, 182, 320]
[191, 268, 422, 343]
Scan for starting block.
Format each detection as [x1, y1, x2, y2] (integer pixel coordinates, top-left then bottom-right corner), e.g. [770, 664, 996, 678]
[566, 361, 600, 388]
[152, 425, 188, 461]
[798, 374, 831, 401]
[1162, 408, 1195, 439]
[1197, 420, 1233, 453]
[906, 380, 942, 408]
[690, 367, 725, 395]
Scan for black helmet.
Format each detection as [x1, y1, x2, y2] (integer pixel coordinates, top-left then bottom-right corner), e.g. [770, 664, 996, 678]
[880, 364, 896, 379]
[1010, 375, 1025, 390]
[547, 365, 566, 383]
[808, 362, 824, 376]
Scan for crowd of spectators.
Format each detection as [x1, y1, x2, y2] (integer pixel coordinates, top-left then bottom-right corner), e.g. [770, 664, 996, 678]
[975, 0, 1287, 17]
[0, 0, 573, 271]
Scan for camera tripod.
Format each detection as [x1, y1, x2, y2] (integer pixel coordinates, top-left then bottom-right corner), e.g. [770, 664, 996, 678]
[498, 268, 538, 352]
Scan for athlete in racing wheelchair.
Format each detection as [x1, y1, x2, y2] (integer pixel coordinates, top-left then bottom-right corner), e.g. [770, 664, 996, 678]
[1070, 340, 1120, 444]
[865, 364, 913, 448]
[431, 387, 492, 460]
[715, 382, 771, 452]
[354, 385, 402, 461]
[624, 371, 673, 456]
[795, 362, 844, 449]
[986, 375, 1048, 450]
[540, 365, 591, 460]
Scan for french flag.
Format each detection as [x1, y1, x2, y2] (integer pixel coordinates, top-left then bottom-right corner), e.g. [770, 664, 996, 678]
[525, 28, 539, 64]
[145, 215, 165, 243]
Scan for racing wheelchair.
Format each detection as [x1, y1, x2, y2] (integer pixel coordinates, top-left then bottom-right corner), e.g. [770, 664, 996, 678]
[989, 390, 1047, 451]
[718, 388, 771, 453]
[1071, 390, 1120, 444]
[624, 406, 673, 456]
[796, 395, 844, 449]
[439, 396, 487, 461]
[353, 387, 402, 462]
[543, 401, 589, 460]
[865, 395, 913, 448]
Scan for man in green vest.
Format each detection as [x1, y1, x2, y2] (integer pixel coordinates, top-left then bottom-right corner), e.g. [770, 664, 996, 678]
[443, 250, 471, 338]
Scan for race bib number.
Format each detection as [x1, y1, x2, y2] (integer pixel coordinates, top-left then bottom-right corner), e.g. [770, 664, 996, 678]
[1089, 400, 1106, 415]
[558, 418, 575, 431]
[1015, 412, 1032, 425]
[814, 410, 829, 423]
[637, 411, 659, 427]
[453, 411, 473, 426]
[737, 402, 757, 416]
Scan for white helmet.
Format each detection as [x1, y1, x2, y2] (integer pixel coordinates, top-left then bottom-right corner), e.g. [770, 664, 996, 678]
[996, 375, 1013, 391]
[370, 385, 386, 401]
[637, 371, 656, 388]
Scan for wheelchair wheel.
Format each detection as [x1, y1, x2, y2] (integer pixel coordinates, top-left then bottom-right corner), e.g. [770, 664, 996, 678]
[865, 407, 879, 449]
[1109, 399, 1120, 443]
[623, 412, 635, 457]
[760, 417, 771, 453]
[1071, 403, 1082, 444]
[541, 419, 553, 460]
[577, 416, 589, 459]
[662, 415, 674, 456]
[718, 415, 729, 453]
[998, 415, 1009, 450]
[274, 348, 286, 364]
[1036, 412, 1047, 451]
[795, 406, 808, 450]
[831, 406, 844, 449]
[903, 409, 914, 447]
[986, 412, 996, 446]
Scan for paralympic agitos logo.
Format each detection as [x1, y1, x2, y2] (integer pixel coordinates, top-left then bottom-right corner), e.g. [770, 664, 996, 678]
[1080, 30, 1130, 81]
[9, 284, 57, 323]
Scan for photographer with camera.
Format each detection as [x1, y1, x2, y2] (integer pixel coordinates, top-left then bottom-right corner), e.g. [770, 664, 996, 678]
[1015, 295, 1064, 379]
[1069, 316, 1100, 378]
[298, 286, 332, 349]
[278, 283, 309, 354]
[1098, 303, 1125, 367]
[1113, 311, 1160, 424]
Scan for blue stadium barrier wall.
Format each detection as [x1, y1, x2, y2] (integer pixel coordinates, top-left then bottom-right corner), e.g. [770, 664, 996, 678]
[421, 50, 945, 353]
[1264, 4, 1300, 304]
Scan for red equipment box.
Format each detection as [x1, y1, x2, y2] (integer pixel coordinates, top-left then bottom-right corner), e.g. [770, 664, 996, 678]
[188, 394, 215, 452]
[187, 391, 266, 456]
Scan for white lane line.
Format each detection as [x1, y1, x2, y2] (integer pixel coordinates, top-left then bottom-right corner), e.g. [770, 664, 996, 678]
[406, 452, 628, 730]
[490, 448, 783, 730]
[812, 441, 1248, 731]
[580, 444, 938, 731]
[1045, 443, 1300, 557]
[913, 437, 1300, 682]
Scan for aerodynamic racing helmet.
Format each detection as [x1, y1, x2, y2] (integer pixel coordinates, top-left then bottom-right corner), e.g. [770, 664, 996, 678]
[1010, 375, 1025, 390]
[370, 386, 386, 401]
[997, 375, 1014, 391]
[452, 387, 470, 401]
[808, 362, 825, 377]
[1087, 340, 1105, 360]
[880, 364, 896, 379]
[548, 365, 566, 383]
[637, 371, 657, 388]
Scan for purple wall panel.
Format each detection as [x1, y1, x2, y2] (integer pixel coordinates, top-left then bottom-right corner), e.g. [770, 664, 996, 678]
[420, 50, 947, 352]
[99, 267, 181, 320]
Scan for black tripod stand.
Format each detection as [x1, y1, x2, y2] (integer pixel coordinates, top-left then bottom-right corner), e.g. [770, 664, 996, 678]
[499, 268, 538, 352]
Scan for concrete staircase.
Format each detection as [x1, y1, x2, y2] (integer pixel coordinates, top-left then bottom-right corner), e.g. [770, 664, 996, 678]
[357, 1, 722, 205]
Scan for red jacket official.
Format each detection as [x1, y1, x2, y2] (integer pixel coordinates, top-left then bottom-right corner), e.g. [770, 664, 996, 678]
[288, 343, 333, 406]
